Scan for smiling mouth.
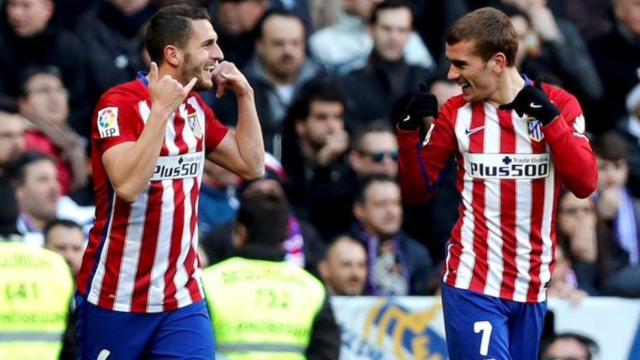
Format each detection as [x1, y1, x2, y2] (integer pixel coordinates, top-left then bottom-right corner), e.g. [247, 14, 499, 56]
[205, 62, 218, 75]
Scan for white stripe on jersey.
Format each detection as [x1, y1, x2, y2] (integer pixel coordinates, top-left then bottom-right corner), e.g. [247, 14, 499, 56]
[482, 104, 504, 298]
[452, 103, 475, 289]
[113, 192, 149, 312]
[513, 113, 534, 301]
[539, 148, 556, 301]
[146, 179, 174, 310]
[88, 195, 118, 304]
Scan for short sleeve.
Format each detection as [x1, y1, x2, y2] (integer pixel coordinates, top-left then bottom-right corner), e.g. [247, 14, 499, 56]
[92, 90, 142, 155]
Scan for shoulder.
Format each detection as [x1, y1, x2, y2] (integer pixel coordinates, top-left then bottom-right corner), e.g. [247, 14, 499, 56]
[543, 83, 582, 119]
[98, 80, 147, 106]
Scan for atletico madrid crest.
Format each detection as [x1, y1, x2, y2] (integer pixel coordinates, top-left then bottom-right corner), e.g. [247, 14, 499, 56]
[187, 113, 203, 139]
[527, 118, 544, 142]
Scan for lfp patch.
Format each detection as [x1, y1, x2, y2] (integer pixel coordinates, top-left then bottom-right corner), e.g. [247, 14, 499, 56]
[97, 107, 120, 138]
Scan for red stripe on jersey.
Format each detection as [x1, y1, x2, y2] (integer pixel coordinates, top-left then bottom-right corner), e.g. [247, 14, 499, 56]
[130, 183, 163, 312]
[498, 110, 518, 299]
[445, 109, 465, 285]
[468, 102, 489, 293]
[185, 179, 202, 302]
[527, 133, 547, 301]
[98, 198, 132, 309]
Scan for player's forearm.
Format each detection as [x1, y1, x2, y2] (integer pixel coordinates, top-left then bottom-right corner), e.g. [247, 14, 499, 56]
[234, 90, 265, 179]
[107, 110, 169, 202]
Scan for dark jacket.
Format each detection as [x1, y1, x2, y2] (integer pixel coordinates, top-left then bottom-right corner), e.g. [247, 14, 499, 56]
[341, 52, 434, 129]
[232, 244, 341, 360]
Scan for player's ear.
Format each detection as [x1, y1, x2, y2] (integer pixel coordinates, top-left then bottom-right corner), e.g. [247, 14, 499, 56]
[163, 45, 183, 67]
[490, 52, 508, 73]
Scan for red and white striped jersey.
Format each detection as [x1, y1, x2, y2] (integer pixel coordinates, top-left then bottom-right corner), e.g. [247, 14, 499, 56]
[78, 78, 228, 313]
[398, 83, 597, 303]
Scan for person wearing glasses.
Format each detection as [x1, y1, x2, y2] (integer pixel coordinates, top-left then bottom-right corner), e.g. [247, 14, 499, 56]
[349, 120, 399, 179]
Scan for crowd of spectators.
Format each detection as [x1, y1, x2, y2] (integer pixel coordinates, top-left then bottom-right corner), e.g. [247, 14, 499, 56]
[1, 0, 640, 356]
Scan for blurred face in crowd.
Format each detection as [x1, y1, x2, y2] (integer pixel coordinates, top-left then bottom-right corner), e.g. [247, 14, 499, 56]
[257, 14, 305, 83]
[242, 178, 286, 199]
[350, 131, 398, 178]
[295, 100, 345, 151]
[111, 0, 149, 16]
[557, 193, 596, 238]
[217, 0, 269, 35]
[597, 157, 629, 190]
[446, 40, 501, 103]
[180, 19, 224, 92]
[0, 112, 26, 167]
[543, 338, 590, 360]
[19, 73, 69, 126]
[46, 224, 84, 276]
[370, 7, 412, 62]
[355, 180, 403, 239]
[6, 0, 54, 37]
[344, 0, 382, 19]
[319, 236, 367, 296]
[16, 159, 60, 225]
[615, 0, 640, 38]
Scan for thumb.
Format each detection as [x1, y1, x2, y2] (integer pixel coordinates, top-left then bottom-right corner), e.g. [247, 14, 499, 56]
[184, 77, 197, 95]
[149, 62, 158, 85]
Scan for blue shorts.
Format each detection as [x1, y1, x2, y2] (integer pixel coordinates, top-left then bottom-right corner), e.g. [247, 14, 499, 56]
[441, 283, 547, 360]
[76, 294, 215, 360]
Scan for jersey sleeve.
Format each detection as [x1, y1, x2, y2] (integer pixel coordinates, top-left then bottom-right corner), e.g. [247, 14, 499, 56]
[542, 85, 598, 198]
[398, 101, 459, 206]
[92, 90, 142, 155]
[199, 96, 229, 153]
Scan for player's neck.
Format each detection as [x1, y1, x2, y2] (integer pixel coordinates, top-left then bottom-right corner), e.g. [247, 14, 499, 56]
[488, 67, 525, 107]
[157, 65, 186, 86]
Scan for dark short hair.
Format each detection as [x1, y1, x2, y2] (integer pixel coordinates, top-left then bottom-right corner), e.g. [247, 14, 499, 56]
[256, 8, 305, 40]
[369, 0, 415, 28]
[540, 332, 599, 360]
[446, 7, 518, 66]
[18, 65, 63, 98]
[8, 152, 55, 187]
[354, 174, 397, 205]
[287, 78, 347, 124]
[237, 192, 290, 245]
[351, 120, 394, 152]
[44, 218, 82, 245]
[144, 4, 212, 65]
[592, 132, 627, 161]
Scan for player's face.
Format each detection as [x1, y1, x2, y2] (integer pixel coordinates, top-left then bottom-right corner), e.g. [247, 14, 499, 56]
[181, 19, 223, 92]
[296, 101, 344, 149]
[446, 40, 499, 103]
[357, 181, 402, 238]
[323, 239, 367, 296]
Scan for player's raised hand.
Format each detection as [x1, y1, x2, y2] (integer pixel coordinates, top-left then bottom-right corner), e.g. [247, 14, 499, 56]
[210, 61, 252, 98]
[398, 83, 438, 135]
[148, 62, 197, 117]
[499, 79, 559, 124]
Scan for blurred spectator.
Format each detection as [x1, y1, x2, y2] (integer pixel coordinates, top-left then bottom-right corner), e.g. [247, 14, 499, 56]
[202, 155, 325, 277]
[502, 0, 603, 108]
[201, 192, 341, 360]
[589, 0, 640, 133]
[616, 82, 640, 197]
[340, 0, 435, 128]
[351, 175, 434, 295]
[245, 9, 323, 156]
[0, 109, 26, 175]
[349, 120, 398, 179]
[281, 79, 353, 241]
[557, 191, 640, 297]
[318, 234, 368, 296]
[207, 0, 269, 70]
[562, 0, 613, 42]
[540, 332, 599, 360]
[75, 0, 156, 105]
[271, 0, 314, 34]
[44, 218, 84, 276]
[309, 0, 435, 74]
[547, 245, 589, 305]
[198, 159, 240, 237]
[308, 0, 342, 30]
[592, 133, 640, 266]
[0, 0, 90, 138]
[17, 65, 89, 195]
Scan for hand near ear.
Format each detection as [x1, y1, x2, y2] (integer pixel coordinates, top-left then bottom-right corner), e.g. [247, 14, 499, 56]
[148, 62, 197, 118]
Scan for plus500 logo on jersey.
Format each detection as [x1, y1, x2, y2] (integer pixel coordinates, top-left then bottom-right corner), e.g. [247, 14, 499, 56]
[468, 153, 550, 179]
[151, 152, 204, 181]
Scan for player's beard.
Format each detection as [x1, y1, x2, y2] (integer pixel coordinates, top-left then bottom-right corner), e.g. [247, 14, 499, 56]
[182, 52, 212, 92]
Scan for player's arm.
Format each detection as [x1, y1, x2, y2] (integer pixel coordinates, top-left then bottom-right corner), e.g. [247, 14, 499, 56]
[397, 86, 457, 205]
[207, 61, 264, 179]
[500, 82, 598, 198]
[103, 63, 197, 203]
